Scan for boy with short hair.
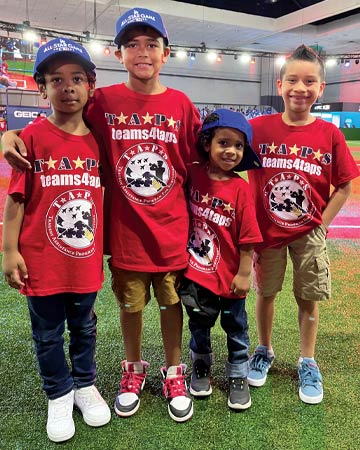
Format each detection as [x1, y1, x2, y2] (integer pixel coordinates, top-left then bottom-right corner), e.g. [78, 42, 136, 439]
[86, 7, 201, 422]
[179, 109, 262, 410]
[247, 45, 359, 404]
[2, 8, 200, 422]
[2, 38, 110, 442]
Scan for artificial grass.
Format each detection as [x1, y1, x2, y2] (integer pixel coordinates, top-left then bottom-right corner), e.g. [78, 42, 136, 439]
[0, 240, 359, 450]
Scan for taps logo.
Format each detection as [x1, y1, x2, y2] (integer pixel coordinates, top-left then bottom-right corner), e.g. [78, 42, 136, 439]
[188, 218, 220, 273]
[115, 142, 176, 205]
[46, 189, 98, 258]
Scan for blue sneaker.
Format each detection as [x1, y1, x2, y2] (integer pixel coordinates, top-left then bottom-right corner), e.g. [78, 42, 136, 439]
[247, 345, 275, 387]
[298, 358, 323, 404]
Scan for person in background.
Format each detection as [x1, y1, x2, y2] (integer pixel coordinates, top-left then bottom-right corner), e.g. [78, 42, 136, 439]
[1, 38, 110, 443]
[179, 109, 262, 410]
[247, 45, 359, 404]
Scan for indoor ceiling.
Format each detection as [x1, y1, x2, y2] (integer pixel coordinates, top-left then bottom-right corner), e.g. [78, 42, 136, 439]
[0, 0, 359, 56]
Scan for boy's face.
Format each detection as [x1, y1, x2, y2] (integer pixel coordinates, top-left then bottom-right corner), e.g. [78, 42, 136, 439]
[115, 27, 170, 82]
[276, 60, 325, 115]
[39, 59, 94, 115]
[205, 127, 245, 175]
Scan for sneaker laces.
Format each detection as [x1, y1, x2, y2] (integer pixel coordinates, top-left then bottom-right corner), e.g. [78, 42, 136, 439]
[163, 374, 187, 400]
[119, 371, 147, 395]
[50, 395, 72, 419]
[299, 362, 322, 387]
[251, 353, 272, 372]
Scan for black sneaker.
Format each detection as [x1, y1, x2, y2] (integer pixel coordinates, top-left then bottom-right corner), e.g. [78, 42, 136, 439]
[190, 359, 212, 397]
[228, 378, 251, 410]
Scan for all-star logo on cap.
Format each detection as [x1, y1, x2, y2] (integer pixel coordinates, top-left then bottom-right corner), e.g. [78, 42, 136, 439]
[114, 7, 169, 46]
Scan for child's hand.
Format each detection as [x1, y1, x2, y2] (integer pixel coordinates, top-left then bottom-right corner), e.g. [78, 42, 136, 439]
[1, 131, 31, 171]
[230, 274, 250, 297]
[2, 251, 28, 289]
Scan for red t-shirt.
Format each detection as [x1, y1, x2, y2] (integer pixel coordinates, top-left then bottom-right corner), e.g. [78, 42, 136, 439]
[85, 83, 201, 272]
[248, 114, 360, 250]
[8, 119, 104, 295]
[184, 163, 262, 298]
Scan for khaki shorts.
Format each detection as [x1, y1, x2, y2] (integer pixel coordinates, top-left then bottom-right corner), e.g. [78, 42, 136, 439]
[253, 225, 331, 301]
[109, 266, 183, 313]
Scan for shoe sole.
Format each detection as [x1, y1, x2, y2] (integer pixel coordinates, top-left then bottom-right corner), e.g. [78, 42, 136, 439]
[299, 389, 323, 404]
[228, 398, 252, 410]
[189, 385, 212, 397]
[168, 403, 194, 422]
[114, 400, 140, 417]
[47, 425, 75, 443]
[247, 375, 267, 387]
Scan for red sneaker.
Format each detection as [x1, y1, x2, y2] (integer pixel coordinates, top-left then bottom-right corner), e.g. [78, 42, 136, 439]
[161, 364, 193, 422]
[114, 360, 149, 417]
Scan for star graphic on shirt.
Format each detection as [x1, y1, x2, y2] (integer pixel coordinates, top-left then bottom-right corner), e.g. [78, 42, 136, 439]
[73, 156, 85, 169]
[142, 112, 153, 124]
[201, 193, 210, 204]
[289, 144, 300, 155]
[167, 116, 176, 128]
[223, 202, 234, 213]
[313, 149, 323, 161]
[116, 112, 128, 124]
[268, 142, 277, 153]
[45, 156, 57, 169]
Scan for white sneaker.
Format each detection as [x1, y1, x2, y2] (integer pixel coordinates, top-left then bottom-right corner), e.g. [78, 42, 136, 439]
[46, 390, 75, 443]
[74, 385, 111, 427]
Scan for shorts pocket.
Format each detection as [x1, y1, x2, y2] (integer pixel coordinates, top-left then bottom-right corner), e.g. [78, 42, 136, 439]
[315, 254, 330, 291]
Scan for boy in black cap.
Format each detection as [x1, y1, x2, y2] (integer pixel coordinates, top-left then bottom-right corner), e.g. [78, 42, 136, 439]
[2, 37, 110, 443]
[179, 109, 262, 410]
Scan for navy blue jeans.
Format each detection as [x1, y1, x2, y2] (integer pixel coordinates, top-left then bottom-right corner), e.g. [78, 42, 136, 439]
[27, 292, 97, 400]
[180, 280, 250, 378]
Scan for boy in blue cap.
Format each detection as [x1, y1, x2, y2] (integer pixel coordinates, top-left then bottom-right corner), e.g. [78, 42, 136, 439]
[2, 37, 110, 442]
[179, 109, 262, 409]
[1, 8, 201, 422]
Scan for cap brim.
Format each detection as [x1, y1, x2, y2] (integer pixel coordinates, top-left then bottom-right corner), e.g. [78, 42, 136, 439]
[114, 23, 168, 46]
[234, 145, 262, 172]
[34, 53, 96, 77]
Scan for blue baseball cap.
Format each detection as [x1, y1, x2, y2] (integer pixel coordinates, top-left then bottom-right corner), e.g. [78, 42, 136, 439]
[33, 38, 96, 79]
[201, 109, 262, 172]
[114, 8, 169, 46]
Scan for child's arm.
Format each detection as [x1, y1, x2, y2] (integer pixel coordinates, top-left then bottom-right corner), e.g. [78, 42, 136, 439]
[322, 181, 352, 229]
[1, 129, 31, 171]
[2, 194, 28, 289]
[230, 244, 254, 297]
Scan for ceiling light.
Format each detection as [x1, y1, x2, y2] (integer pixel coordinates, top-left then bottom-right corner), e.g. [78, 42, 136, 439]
[190, 52, 196, 61]
[325, 58, 337, 67]
[176, 50, 187, 59]
[207, 51, 217, 62]
[216, 54, 222, 63]
[240, 53, 251, 63]
[251, 57, 256, 64]
[344, 59, 350, 67]
[355, 59, 359, 65]
[104, 46, 111, 56]
[275, 56, 286, 66]
[23, 30, 38, 42]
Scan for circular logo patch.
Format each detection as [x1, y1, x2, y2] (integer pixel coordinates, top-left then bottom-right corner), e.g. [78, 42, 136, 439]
[263, 172, 315, 228]
[46, 189, 97, 258]
[115, 143, 176, 205]
[188, 219, 220, 273]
